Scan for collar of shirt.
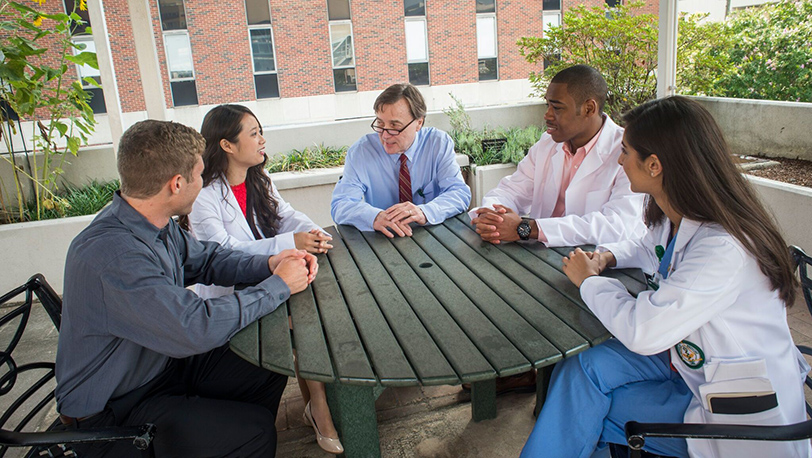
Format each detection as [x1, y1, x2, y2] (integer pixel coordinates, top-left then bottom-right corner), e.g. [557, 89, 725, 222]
[391, 128, 424, 164]
[562, 116, 606, 158]
[110, 191, 164, 244]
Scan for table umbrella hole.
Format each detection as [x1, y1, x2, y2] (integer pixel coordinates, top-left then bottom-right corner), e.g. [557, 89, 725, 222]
[419, 262, 433, 268]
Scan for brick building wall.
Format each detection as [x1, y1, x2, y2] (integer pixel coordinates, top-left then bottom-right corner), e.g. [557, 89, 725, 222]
[428, 0, 478, 86]
[271, 0, 334, 98]
[9, 0, 660, 114]
[188, 1, 255, 105]
[106, 0, 147, 112]
[353, 0, 407, 91]
[497, 0, 545, 80]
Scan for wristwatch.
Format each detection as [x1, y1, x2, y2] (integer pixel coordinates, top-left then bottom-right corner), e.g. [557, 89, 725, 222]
[517, 219, 532, 241]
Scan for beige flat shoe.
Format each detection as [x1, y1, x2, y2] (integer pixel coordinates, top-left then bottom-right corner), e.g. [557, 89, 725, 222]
[303, 401, 344, 455]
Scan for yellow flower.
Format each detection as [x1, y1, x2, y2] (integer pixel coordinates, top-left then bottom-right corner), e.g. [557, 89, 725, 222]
[33, 15, 43, 27]
[79, 0, 87, 11]
[35, 0, 45, 5]
[42, 198, 54, 210]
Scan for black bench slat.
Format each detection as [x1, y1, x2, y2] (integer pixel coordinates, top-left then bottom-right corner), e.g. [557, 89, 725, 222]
[324, 227, 416, 386]
[258, 303, 295, 377]
[388, 234, 530, 378]
[412, 229, 562, 369]
[338, 225, 458, 385]
[359, 230, 495, 383]
[289, 286, 335, 383]
[312, 249, 377, 385]
[439, 217, 608, 347]
[426, 223, 590, 357]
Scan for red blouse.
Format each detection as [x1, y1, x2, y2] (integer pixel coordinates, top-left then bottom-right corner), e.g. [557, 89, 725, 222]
[230, 182, 248, 216]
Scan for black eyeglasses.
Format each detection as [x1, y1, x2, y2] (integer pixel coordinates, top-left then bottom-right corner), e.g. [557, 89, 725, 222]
[371, 117, 417, 136]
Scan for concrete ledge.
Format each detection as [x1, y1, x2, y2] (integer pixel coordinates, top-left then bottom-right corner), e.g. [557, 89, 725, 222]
[0, 214, 95, 295]
[691, 96, 812, 161]
[746, 175, 812, 252]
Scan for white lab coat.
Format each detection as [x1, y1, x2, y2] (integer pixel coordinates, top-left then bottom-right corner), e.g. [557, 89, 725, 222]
[188, 174, 321, 299]
[580, 218, 811, 458]
[468, 116, 645, 247]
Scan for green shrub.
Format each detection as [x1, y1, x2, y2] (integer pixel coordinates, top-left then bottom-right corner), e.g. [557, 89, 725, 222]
[7, 179, 118, 223]
[265, 144, 347, 173]
[444, 94, 544, 166]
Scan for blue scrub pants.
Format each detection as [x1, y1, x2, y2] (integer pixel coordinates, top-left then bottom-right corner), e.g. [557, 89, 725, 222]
[521, 339, 693, 458]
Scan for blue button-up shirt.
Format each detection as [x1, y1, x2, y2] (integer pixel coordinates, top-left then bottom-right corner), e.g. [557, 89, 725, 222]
[330, 127, 471, 230]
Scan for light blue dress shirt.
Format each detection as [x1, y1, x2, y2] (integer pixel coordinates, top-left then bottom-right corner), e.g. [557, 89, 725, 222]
[331, 127, 471, 231]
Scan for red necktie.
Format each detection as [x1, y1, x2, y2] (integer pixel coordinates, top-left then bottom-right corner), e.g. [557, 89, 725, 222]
[398, 154, 412, 203]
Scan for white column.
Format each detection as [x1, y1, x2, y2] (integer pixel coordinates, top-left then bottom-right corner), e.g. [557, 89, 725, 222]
[127, 0, 168, 120]
[657, 0, 679, 98]
[87, 0, 123, 152]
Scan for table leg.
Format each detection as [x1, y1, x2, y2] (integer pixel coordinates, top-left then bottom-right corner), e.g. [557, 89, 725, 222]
[533, 365, 555, 418]
[471, 379, 497, 422]
[325, 383, 381, 458]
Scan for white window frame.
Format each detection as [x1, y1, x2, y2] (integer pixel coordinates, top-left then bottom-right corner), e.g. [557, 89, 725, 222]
[476, 13, 497, 60]
[405, 17, 428, 64]
[543, 12, 561, 36]
[162, 30, 195, 82]
[71, 35, 100, 88]
[329, 20, 356, 70]
[248, 26, 278, 76]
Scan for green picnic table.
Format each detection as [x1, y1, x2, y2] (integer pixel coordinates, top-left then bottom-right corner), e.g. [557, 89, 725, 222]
[230, 213, 647, 457]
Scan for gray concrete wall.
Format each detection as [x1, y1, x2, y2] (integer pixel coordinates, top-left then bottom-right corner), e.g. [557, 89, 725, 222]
[691, 96, 812, 161]
[746, 175, 812, 252]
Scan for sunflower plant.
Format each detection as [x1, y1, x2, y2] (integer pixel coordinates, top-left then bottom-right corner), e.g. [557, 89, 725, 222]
[0, 0, 97, 223]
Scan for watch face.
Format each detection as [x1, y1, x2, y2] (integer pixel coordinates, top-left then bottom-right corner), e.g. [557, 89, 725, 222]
[518, 221, 531, 240]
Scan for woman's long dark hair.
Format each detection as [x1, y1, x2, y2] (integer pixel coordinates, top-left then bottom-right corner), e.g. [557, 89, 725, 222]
[623, 96, 797, 305]
[192, 104, 280, 238]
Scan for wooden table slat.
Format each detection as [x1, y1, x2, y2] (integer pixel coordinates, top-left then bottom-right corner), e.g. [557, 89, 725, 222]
[230, 318, 261, 368]
[338, 225, 459, 385]
[258, 302, 295, 377]
[426, 223, 591, 357]
[289, 286, 335, 383]
[311, 248, 377, 385]
[411, 229, 562, 369]
[437, 218, 608, 347]
[388, 234, 531, 378]
[324, 227, 417, 386]
[358, 229, 496, 383]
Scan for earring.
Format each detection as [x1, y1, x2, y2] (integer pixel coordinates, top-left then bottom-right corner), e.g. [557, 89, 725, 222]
[650, 172, 655, 177]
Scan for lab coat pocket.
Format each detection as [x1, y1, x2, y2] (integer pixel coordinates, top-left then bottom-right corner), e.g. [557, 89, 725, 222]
[584, 189, 611, 213]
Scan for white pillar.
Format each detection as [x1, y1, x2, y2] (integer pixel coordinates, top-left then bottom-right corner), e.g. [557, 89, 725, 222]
[87, 0, 123, 152]
[127, 0, 168, 120]
[657, 0, 679, 98]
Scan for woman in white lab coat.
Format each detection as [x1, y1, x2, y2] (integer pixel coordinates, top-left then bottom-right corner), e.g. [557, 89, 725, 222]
[521, 96, 809, 458]
[185, 105, 343, 454]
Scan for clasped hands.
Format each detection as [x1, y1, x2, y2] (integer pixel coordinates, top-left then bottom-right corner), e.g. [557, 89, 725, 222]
[373, 202, 427, 238]
[562, 248, 616, 288]
[294, 228, 333, 254]
[268, 249, 318, 295]
[471, 204, 523, 244]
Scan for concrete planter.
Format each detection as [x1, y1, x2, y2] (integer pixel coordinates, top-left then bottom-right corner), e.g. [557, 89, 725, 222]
[467, 163, 517, 209]
[0, 214, 95, 296]
[746, 175, 812, 252]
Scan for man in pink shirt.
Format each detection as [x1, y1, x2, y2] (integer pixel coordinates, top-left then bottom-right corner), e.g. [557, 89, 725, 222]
[470, 65, 645, 247]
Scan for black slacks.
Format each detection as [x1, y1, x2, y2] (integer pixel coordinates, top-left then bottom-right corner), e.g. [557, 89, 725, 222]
[65, 344, 288, 458]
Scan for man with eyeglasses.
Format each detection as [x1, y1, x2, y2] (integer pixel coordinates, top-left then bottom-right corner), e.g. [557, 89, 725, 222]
[331, 83, 470, 237]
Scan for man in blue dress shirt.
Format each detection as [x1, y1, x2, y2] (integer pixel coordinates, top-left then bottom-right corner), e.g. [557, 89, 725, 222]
[331, 83, 471, 237]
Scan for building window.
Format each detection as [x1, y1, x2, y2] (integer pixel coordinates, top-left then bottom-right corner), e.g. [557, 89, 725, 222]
[542, 0, 561, 69]
[158, 0, 198, 106]
[606, 0, 621, 7]
[246, 0, 279, 99]
[63, 0, 106, 113]
[328, 0, 356, 92]
[476, 0, 497, 81]
[405, 1, 429, 86]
